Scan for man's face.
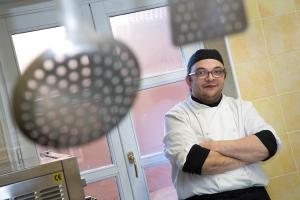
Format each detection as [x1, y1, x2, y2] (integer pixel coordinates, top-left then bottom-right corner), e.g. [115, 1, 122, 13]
[185, 59, 226, 104]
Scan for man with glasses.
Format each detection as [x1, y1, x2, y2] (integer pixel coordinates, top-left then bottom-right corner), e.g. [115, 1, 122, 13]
[163, 49, 281, 200]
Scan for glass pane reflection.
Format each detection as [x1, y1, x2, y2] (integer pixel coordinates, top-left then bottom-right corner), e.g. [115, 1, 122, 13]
[84, 177, 120, 200]
[132, 81, 188, 155]
[38, 137, 112, 171]
[110, 7, 184, 77]
[145, 163, 177, 200]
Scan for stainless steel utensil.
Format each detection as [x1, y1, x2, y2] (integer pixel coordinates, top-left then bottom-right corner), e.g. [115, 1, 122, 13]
[169, 0, 248, 46]
[12, 0, 140, 147]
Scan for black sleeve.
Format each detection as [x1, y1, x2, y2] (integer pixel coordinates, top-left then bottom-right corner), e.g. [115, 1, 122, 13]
[182, 144, 210, 175]
[255, 130, 278, 161]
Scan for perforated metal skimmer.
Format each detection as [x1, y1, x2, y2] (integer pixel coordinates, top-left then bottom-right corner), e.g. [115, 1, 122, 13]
[169, 0, 248, 45]
[13, 39, 140, 147]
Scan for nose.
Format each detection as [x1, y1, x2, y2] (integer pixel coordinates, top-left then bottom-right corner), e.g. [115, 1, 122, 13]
[206, 72, 214, 81]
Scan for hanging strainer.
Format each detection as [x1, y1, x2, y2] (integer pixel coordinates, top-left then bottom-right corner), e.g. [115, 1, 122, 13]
[169, 0, 248, 46]
[12, 0, 140, 147]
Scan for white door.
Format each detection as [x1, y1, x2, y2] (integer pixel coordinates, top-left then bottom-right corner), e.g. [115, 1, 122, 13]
[0, 0, 201, 199]
[89, 1, 204, 199]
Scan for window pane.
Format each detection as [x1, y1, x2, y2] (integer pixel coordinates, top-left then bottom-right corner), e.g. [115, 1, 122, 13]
[38, 137, 112, 171]
[110, 7, 184, 78]
[84, 177, 120, 200]
[145, 163, 177, 200]
[12, 28, 112, 171]
[12, 27, 66, 73]
[132, 81, 188, 155]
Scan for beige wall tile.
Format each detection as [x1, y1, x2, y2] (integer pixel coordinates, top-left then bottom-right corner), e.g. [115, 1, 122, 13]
[270, 51, 300, 93]
[279, 91, 300, 132]
[235, 58, 276, 100]
[228, 20, 267, 64]
[244, 0, 260, 22]
[262, 13, 300, 55]
[267, 173, 300, 200]
[253, 96, 286, 135]
[261, 135, 296, 178]
[258, 0, 296, 18]
[288, 131, 300, 169]
[295, 0, 300, 10]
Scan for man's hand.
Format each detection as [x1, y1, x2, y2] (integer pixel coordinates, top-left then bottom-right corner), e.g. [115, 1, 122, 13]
[200, 135, 269, 162]
[201, 150, 250, 175]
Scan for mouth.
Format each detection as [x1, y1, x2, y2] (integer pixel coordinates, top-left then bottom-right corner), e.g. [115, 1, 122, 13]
[204, 84, 217, 88]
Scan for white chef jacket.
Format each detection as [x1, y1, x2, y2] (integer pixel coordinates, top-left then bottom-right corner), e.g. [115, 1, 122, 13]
[163, 95, 281, 200]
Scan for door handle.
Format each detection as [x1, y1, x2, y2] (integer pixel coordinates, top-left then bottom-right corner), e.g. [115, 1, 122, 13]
[127, 151, 138, 178]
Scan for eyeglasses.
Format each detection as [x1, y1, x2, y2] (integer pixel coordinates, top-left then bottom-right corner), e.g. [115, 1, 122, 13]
[188, 67, 226, 79]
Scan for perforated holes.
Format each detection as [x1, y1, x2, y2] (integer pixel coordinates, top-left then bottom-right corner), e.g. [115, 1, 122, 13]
[180, 23, 189, 32]
[104, 57, 113, 66]
[24, 91, 33, 101]
[56, 66, 67, 77]
[47, 111, 56, 120]
[121, 52, 129, 61]
[34, 69, 45, 80]
[69, 72, 79, 82]
[113, 61, 122, 70]
[112, 77, 120, 85]
[104, 70, 113, 79]
[124, 77, 132, 85]
[27, 80, 38, 90]
[41, 126, 50, 134]
[81, 67, 91, 77]
[58, 79, 68, 89]
[121, 68, 129, 77]
[187, 33, 195, 41]
[82, 79, 92, 88]
[115, 95, 123, 104]
[39, 85, 49, 95]
[183, 13, 192, 21]
[21, 113, 31, 121]
[21, 102, 30, 111]
[94, 67, 103, 76]
[43, 60, 54, 71]
[46, 75, 57, 85]
[36, 117, 45, 126]
[80, 55, 90, 65]
[127, 59, 136, 68]
[95, 79, 104, 88]
[175, 15, 182, 23]
[68, 59, 78, 70]
[93, 55, 102, 64]
[115, 85, 124, 94]
[177, 3, 185, 13]
[69, 84, 79, 94]
[30, 130, 39, 138]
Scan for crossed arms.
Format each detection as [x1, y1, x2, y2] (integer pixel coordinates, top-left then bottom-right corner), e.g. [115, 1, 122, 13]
[182, 131, 278, 175]
[200, 134, 268, 174]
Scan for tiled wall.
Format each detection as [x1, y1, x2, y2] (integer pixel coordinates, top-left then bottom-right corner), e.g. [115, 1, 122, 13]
[227, 0, 300, 199]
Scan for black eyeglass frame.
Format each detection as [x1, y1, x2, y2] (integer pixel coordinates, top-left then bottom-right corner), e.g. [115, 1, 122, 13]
[188, 67, 226, 79]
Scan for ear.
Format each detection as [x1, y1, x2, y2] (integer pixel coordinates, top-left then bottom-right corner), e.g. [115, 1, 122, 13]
[185, 75, 192, 87]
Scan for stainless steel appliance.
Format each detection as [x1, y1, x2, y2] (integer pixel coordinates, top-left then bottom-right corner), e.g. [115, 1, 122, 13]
[0, 152, 85, 200]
